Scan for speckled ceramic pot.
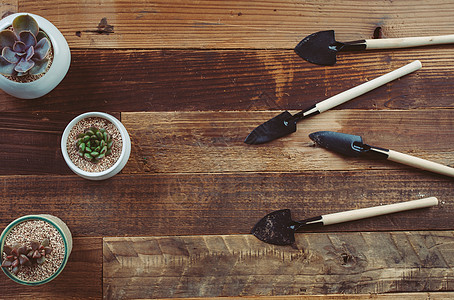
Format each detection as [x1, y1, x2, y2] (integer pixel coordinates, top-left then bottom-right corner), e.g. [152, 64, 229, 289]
[0, 214, 72, 286]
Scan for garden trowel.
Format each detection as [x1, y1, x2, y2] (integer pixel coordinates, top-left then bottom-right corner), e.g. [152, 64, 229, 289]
[244, 60, 421, 144]
[252, 197, 438, 246]
[295, 30, 454, 65]
[309, 131, 454, 178]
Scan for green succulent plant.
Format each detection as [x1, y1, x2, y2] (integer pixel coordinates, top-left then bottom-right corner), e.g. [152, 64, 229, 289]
[0, 14, 51, 76]
[1, 239, 52, 275]
[76, 126, 113, 162]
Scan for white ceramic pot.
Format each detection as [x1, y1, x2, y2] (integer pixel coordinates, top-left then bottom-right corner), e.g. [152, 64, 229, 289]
[0, 13, 71, 99]
[0, 214, 72, 286]
[61, 112, 131, 180]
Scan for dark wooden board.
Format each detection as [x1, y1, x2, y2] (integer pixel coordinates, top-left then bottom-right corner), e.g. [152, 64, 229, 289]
[0, 172, 452, 237]
[0, 237, 102, 299]
[0, 112, 119, 175]
[1, 49, 454, 112]
[103, 232, 454, 298]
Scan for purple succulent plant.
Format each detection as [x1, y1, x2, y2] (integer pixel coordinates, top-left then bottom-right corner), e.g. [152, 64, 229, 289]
[0, 14, 51, 77]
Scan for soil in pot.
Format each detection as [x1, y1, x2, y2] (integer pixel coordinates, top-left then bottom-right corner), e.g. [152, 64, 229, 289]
[2, 219, 65, 282]
[66, 116, 123, 172]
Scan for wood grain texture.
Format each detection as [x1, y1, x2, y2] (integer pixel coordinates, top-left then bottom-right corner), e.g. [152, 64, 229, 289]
[3, 110, 452, 175]
[0, 172, 452, 237]
[103, 232, 454, 298]
[0, 112, 120, 175]
[122, 110, 454, 174]
[154, 294, 454, 300]
[1, 49, 454, 112]
[0, 237, 102, 300]
[18, 0, 454, 49]
[1, 0, 16, 19]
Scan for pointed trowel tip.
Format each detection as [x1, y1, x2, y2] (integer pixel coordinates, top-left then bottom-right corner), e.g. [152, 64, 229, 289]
[308, 131, 327, 144]
[244, 111, 296, 145]
[308, 131, 365, 157]
[244, 132, 258, 144]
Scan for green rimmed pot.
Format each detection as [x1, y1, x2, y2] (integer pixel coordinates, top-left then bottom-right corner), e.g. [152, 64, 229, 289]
[0, 215, 72, 286]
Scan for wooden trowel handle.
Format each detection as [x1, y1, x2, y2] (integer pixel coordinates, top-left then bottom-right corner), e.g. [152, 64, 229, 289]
[386, 150, 454, 177]
[365, 34, 454, 49]
[315, 60, 421, 114]
[322, 197, 438, 226]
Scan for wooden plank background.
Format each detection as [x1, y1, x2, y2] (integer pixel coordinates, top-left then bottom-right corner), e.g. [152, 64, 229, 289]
[103, 232, 454, 298]
[1, 0, 453, 299]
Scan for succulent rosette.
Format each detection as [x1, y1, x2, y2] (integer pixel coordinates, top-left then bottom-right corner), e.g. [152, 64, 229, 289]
[77, 126, 114, 162]
[0, 14, 51, 76]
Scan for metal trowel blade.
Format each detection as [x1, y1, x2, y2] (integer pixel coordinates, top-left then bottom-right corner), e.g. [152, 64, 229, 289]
[244, 111, 296, 144]
[251, 209, 296, 246]
[294, 30, 338, 66]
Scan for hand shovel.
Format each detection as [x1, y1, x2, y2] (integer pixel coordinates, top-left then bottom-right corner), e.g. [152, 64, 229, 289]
[244, 60, 421, 144]
[295, 30, 454, 65]
[309, 131, 454, 178]
[251, 197, 438, 246]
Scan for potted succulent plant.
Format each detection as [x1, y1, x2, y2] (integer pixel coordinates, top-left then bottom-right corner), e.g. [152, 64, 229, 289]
[0, 13, 70, 99]
[0, 215, 72, 286]
[61, 112, 131, 180]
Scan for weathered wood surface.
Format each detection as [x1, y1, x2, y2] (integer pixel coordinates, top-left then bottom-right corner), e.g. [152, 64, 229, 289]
[148, 294, 454, 300]
[0, 237, 102, 299]
[1, 110, 453, 175]
[1, 49, 454, 111]
[17, 0, 454, 49]
[0, 172, 452, 237]
[155, 294, 454, 300]
[122, 110, 454, 174]
[1, 1, 453, 299]
[103, 232, 454, 299]
[0, 112, 119, 175]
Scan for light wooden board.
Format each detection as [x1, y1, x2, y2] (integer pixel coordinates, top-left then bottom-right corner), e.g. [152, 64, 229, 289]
[17, 0, 454, 49]
[122, 110, 454, 174]
[151, 293, 454, 300]
[154, 294, 454, 300]
[1, 0, 16, 19]
[103, 231, 454, 299]
[2, 110, 452, 175]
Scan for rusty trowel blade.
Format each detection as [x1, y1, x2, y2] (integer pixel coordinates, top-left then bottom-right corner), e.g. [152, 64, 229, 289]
[294, 30, 338, 66]
[251, 209, 296, 246]
[244, 111, 296, 144]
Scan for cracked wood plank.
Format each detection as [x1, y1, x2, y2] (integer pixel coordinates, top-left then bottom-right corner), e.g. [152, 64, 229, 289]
[103, 231, 454, 299]
[132, 293, 454, 300]
[18, 0, 454, 49]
